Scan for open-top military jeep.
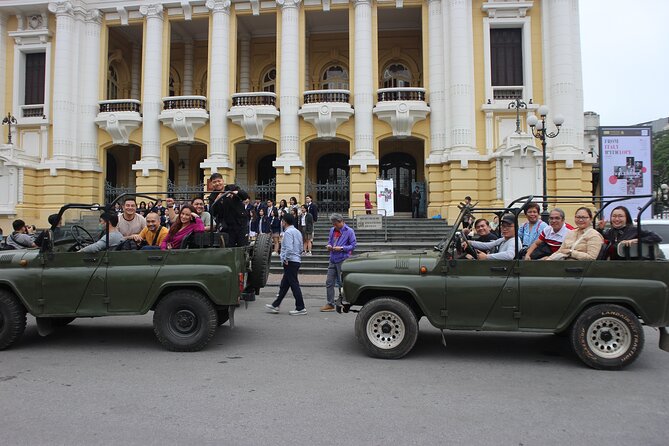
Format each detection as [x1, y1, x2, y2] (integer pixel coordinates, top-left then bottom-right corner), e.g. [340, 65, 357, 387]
[0, 193, 272, 352]
[341, 195, 669, 370]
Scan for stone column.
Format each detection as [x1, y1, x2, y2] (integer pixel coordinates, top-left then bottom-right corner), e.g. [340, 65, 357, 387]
[543, 0, 583, 155]
[350, 0, 376, 172]
[0, 14, 6, 126]
[304, 32, 310, 90]
[201, 0, 233, 174]
[273, 0, 303, 173]
[47, 1, 76, 162]
[133, 4, 165, 176]
[131, 43, 141, 99]
[239, 34, 251, 92]
[183, 38, 194, 96]
[78, 9, 102, 170]
[446, 0, 476, 156]
[426, 0, 445, 164]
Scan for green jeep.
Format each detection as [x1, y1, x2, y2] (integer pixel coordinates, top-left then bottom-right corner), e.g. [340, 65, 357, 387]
[0, 196, 272, 352]
[341, 195, 669, 370]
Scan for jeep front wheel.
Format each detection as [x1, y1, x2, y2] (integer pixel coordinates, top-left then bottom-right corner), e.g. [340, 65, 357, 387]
[355, 297, 418, 359]
[153, 290, 218, 352]
[0, 290, 27, 350]
[570, 304, 644, 370]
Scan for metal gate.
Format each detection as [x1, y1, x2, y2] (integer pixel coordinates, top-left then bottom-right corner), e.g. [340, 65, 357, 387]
[167, 180, 207, 200]
[306, 177, 350, 214]
[104, 181, 136, 204]
[242, 179, 276, 202]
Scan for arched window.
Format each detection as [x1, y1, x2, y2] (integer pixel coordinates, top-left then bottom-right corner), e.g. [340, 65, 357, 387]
[262, 68, 276, 92]
[107, 65, 119, 100]
[321, 65, 348, 90]
[382, 63, 411, 88]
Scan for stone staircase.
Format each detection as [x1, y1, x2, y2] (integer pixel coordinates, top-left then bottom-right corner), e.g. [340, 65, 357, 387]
[269, 217, 452, 274]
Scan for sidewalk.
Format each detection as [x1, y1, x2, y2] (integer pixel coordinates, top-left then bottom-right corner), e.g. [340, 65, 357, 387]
[266, 273, 327, 287]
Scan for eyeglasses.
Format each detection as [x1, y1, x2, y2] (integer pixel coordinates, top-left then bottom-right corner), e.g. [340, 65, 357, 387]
[548, 217, 563, 221]
[574, 215, 590, 220]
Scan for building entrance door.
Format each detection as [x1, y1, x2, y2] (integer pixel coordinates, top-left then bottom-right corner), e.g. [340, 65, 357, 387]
[380, 153, 417, 213]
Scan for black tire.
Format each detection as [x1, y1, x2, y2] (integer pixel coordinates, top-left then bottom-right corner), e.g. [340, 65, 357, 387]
[153, 290, 218, 352]
[0, 290, 27, 350]
[355, 297, 419, 359]
[570, 304, 644, 370]
[247, 233, 272, 290]
[217, 308, 229, 326]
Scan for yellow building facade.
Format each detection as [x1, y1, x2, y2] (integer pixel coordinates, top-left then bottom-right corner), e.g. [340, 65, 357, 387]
[0, 0, 593, 233]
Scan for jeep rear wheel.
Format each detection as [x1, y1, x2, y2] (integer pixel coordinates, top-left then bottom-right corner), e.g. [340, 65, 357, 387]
[247, 233, 272, 290]
[153, 290, 218, 352]
[0, 290, 27, 350]
[355, 297, 418, 359]
[570, 304, 644, 370]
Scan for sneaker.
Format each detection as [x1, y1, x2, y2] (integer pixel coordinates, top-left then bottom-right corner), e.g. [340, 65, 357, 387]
[305, 251, 312, 256]
[271, 251, 278, 256]
[265, 304, 279, 314]
[320, 304, 335, 312]
[289, 309, 307, 316]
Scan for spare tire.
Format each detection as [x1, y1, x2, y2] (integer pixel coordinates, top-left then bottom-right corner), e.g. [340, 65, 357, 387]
[247, 233, 272, 290]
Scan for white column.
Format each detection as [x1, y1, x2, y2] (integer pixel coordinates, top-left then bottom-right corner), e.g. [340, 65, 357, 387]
[441, 0, 451, 153]
[543, 0, 583, 155]
[426, 0, 445, 164]
[201, 0, 233, 173]
[273, 0, 303, 173]
[304, 32, 310, 90]
[0, 14, 6, 125]
[350, 0, 377, 172]
[78, 9, 102, 170]
[133, 4, 165, 175]
[446, 0, 476, 157]
[183, 38, 194, 96]
[131, 43, 141, 99]
[47, 1, 75, 162]
[239, 34, 251, 92]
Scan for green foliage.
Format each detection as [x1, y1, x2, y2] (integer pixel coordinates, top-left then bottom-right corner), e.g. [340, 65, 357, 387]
[653, 130, 669, 188]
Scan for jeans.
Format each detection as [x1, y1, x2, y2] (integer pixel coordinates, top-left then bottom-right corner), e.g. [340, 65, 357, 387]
[325, 261, 343, 306]
[272, 261, 305, 310]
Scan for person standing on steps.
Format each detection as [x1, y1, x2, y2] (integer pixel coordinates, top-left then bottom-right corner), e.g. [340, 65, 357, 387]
[411, 186, 421, 218]
[322, 213, 356, 312]
[265, 213, 307, 315]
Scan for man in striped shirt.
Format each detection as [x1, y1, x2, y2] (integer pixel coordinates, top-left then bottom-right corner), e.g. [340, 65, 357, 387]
[524, 208, 574, 260]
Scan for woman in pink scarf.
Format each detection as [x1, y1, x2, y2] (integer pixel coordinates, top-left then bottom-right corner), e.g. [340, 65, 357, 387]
[160, 204, 205, 250]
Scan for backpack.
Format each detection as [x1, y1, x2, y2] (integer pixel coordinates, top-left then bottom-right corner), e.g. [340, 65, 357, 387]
[115, 239, 140, 251]
[0, 238, 16, 251]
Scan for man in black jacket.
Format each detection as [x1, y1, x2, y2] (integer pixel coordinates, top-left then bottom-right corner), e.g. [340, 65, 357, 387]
[305, 194, 318, 223]
[208, 173, 250, 247]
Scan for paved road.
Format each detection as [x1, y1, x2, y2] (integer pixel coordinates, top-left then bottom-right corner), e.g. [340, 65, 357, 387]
[1, 288, 668, 446]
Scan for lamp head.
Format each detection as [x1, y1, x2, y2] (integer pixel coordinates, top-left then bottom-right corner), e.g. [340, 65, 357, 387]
[553, 114, 565, 127]
[527, 115, 538, 127]
[537, 105, 549, 117]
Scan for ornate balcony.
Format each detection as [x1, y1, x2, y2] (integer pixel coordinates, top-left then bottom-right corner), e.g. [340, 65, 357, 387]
[159, 95, 209, 142]
[492, 86, 524, 101]
[373, 87, 430, 137]
[228, 92, 279, 142]
[298, 89, 354, 138]
[95, 99, 142, 145]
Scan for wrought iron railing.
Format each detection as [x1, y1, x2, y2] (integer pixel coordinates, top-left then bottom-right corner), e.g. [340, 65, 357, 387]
[303, 89, 351, 104]
[492, 86, 524, 101]
[376, 87, 426, 102]
[240, 179, 277, 203]
[99, 99, 141, 113]
[305, 178, 350, 214]
[21, 104, 44, 118]
[231, 92, 277, 107]
[166, 180, 207, 200]
[104, 181, 136, 205]
[162, 95, 207, 110]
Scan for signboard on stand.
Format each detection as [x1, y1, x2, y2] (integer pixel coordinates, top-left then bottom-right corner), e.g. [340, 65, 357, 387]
[376, 179, 394, 217]
[599, 126, 653, 220]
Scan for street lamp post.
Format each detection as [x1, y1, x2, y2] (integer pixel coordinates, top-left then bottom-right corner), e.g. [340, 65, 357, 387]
[527, 105, 564, 222]
[2, 112, 17, 145]
[508, 98, 528, 134]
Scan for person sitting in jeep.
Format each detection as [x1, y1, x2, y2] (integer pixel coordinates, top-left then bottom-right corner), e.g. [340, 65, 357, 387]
[160, 205, 205, 250]
[79, 213, 124, 253]
[464, 213, 520, 260]
[5, 219, 37, 249]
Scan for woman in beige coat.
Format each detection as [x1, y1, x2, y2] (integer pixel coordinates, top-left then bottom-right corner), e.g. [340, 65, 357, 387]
[546, 207, 603, 261]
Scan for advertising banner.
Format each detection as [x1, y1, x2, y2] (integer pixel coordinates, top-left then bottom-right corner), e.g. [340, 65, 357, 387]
[376, 179, 394, 217]
[599, 126, 653, 221]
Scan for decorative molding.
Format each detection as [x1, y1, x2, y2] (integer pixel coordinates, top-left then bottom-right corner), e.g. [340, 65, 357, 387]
[373, 101, 430, 137]
[159, 107, 209, 143]
[206, 0, 232, 12]
[229, 105, 280, 142]
[116, 6, 129, 25]
[95, 110, 142, 146]
[299, 102, 354, 139]
[181, 0, 193, 20]
[482, 1, 533, 18]
[250, 0, 261, 15]
[47, 1, 74, 17]
[139, 4, 164, 19]
[276, 0, 302, 8]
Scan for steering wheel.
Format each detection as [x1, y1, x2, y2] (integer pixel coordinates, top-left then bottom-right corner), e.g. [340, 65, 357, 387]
[71, 225, 95, 248]
[454, 232, 478, 259]
[464, 241, 479, 259]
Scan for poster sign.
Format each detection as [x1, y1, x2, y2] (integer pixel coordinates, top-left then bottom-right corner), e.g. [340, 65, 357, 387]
[356, 214, 383, 230]
[376, 179, 394, 217]
[599, 126, 653, 221]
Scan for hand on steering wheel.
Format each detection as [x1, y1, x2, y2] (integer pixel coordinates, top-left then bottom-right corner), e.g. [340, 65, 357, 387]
[71, 224, 95, 248]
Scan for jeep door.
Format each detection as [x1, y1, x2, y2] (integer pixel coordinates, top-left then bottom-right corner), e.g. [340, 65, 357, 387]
[444, 258, 519, 330]
[517, 259, 587, 329]
[105, 250, 165, 312]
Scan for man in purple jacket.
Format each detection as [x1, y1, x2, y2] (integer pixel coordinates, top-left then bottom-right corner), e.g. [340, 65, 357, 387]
[322, 213, 357, 312]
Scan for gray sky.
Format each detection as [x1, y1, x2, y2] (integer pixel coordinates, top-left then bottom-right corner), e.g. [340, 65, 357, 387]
[579, 0, 669, 126]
